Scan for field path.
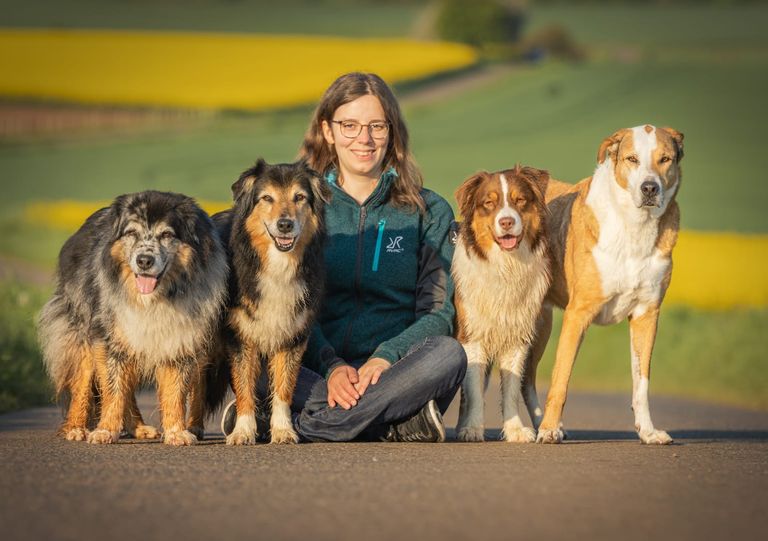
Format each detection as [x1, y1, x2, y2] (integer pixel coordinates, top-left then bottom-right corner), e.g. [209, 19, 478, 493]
[400, 64, 516, 107]
[0, 255, 52, 286]
[1, 384, 766, 541]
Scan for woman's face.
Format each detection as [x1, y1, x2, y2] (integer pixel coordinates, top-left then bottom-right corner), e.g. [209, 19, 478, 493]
[322, 94, 389, 181]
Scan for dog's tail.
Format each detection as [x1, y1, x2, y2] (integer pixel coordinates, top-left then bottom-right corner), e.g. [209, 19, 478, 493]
[38, 293, 84, 404]
[202, 352, 231, 418]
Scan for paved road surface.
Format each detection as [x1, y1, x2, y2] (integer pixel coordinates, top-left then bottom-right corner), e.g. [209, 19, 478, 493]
[2, 385, 766, 541]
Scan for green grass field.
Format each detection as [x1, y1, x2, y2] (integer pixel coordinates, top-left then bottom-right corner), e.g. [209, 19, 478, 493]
[537, 307, 768, 411]
[0, 282, 51, 413]
[1, 1, 766, 412]
[0, 0, 423, 37]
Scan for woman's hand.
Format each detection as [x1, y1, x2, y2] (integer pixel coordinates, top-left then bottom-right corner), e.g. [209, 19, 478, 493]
[354, 357, 391, 396]
[327, 364, 360, 410]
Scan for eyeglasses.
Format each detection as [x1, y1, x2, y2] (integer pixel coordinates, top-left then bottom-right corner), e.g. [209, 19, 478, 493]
[331, 120, 390, 140]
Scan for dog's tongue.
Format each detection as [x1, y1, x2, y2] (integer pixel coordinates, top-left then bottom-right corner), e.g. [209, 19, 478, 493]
[276, 237, 293, 248]
[499, 236, 519, 250]
[136, 275, 158, 294]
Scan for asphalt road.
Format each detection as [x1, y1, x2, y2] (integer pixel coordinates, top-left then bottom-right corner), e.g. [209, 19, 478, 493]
[1, 385, 767, 541]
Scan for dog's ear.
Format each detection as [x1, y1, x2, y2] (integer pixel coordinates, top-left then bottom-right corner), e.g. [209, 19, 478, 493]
[661, 126, 685, 162]
[107, 194, 128, 242]
[518, 166, 550, 203]
[302, 160, 331, 209]
[455, 171, 488, 221]
[597, 128, 630, 164]
[180, 201, 206, 248]
[232, 158, 267, 203]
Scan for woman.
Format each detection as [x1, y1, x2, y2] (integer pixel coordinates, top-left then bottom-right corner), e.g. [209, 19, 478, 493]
[223, 72, 466, 442]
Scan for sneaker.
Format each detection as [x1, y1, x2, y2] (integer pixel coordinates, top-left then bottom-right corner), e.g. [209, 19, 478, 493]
[383, 399, 446, 443]
[220, 399, 269, 440]
[221, 399, 237, 436]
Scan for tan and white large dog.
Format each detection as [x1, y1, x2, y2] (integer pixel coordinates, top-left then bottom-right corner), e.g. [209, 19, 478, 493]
[453, 166, 551, 443]
[533, 124, 684, 445]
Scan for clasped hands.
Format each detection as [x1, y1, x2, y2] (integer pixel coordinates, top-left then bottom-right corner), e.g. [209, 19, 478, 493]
[327, 357, 390, 409]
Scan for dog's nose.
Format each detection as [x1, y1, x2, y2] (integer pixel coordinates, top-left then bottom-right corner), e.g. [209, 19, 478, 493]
[641, 180, 660, 198]
[277, 218, 294, 234]
[499, 216, 516, 230]
[136, 254, 155, 271]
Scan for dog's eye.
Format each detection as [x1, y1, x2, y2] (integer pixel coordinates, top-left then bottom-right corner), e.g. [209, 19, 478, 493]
[160, 231, 175, 241]
[483, 200, 495, 210]
[294, 193, 306, 203]
[260, 194, 274, 203]
[659, 156, 671, 164]
[123, 229, 138, 239]
[626, 156, 639, 164]
[516, 197, 527, 207]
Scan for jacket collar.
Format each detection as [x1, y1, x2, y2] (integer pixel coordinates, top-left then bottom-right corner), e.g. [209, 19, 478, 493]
[325, 167, 398, 208]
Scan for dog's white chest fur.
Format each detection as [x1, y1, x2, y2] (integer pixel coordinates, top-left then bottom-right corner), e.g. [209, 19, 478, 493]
[586, 166, 671, 325]
[453, 238, 549, 354]
[236, 246, 309, 354]
[114, 298, 212, 367]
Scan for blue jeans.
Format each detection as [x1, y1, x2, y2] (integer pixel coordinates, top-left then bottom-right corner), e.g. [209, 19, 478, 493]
[287, 336, 467, 442]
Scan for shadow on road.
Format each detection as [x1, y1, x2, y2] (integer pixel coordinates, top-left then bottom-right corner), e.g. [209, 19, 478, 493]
[669, 429, 768, 441]
[447, 428, 768, 443]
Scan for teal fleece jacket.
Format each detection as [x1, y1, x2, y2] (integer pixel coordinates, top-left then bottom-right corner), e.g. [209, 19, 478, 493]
[303, 168, 456, 378]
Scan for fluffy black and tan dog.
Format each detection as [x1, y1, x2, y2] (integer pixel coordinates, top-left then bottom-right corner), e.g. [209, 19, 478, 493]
[191, 159, 329, 445]
[38, 191, 228, 445]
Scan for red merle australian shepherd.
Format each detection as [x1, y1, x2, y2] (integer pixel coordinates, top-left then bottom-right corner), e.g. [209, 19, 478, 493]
[452, 166, 551, 443]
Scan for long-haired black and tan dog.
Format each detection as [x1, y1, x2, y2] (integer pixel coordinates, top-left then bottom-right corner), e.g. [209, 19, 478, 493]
[191, 159, 329, 445]
[38, 191, 228, 445]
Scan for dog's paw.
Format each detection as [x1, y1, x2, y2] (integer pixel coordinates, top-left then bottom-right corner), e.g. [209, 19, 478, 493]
[456, 426, 485, 442]
[639, 429, 673, 445]
[226, 428, 257, 446]
[270, 427, 299, 444]
[134, 424, 160, 440]
[186, 426, 205, 441]
[163, 428, 198, 446]
[64, 427, 88, 442]
[536, 428, 564, 444]
[501, 425, 536, 443]
[87, 428, 118, 445]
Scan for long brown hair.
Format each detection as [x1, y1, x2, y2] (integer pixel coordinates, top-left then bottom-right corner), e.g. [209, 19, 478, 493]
[298, 72, 425, 212]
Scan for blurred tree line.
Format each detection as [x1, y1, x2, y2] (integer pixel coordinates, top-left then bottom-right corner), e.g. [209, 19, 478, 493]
[434, 0, 584, 61]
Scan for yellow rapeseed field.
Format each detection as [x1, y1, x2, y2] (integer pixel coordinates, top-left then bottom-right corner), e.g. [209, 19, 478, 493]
[23, 200, 768, 310]
[667, 230, 768, 309]
[0, 29, 477, 110]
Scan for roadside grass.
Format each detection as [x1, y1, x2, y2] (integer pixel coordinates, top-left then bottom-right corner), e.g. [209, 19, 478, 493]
[0, 281, 51, 414]
[537, 307, 768, 412]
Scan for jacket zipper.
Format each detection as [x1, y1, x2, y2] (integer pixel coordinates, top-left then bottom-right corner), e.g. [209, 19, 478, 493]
[341, 205, 367, 360]
[372, 219, 386, 272]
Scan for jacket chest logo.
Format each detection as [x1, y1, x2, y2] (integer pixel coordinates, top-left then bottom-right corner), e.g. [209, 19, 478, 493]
[386, 236, 404, 253]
